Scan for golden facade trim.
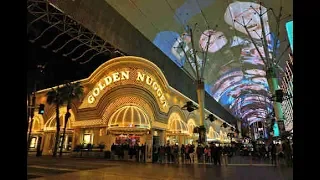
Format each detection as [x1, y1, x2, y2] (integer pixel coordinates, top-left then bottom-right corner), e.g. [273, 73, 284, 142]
[72, 119, 103, 127]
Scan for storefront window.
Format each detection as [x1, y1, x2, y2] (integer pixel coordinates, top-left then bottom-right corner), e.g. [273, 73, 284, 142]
[59, 135, 70, 150]
[115, 134, 140, 146]
[83, 134, 92, 144]
[30, 137, 37, 148]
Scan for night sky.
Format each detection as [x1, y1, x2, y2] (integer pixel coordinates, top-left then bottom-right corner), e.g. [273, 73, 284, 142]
[27, 40, 111, 93]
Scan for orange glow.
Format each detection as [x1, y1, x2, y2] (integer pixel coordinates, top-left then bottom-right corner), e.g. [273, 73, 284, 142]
[39, 96, 47, 104]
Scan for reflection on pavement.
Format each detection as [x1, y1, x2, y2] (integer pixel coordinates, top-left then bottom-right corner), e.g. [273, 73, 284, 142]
[28, 156, 292, 180]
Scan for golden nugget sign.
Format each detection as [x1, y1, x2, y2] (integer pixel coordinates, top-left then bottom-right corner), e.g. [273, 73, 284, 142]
[87, 71, 167, 107]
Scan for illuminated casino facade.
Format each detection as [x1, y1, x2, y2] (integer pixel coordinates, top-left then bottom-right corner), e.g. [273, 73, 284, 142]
[28, 56, 236, 159]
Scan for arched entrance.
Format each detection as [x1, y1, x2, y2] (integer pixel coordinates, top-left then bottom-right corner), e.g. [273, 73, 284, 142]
[166, 112, 189, 145]
[207, 126, 220, 143]
[187, 119, 198, 145]
[28, 113, 44, 152]
[107, 105, 151, 145]
[104, 104, 153, 162]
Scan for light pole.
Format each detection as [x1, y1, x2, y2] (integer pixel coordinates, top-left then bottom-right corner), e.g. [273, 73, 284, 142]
[232, 2, 291, 137]
[27, 64, 46, 153]
[27, 84, 36, 153]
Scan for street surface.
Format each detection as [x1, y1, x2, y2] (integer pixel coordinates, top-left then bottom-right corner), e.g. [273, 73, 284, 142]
[28, 156, 292, 180]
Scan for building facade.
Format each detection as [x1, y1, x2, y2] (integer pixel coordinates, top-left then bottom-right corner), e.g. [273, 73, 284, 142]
[28, 56, 235, 160]
[281, 53, 293, 132]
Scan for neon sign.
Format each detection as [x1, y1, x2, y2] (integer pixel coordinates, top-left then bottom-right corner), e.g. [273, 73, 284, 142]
[136, 72, 168, 107]
[87, 71, 167, 107]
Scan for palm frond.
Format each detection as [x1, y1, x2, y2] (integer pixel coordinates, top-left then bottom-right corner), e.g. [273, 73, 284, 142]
[46, 86, 65, 106]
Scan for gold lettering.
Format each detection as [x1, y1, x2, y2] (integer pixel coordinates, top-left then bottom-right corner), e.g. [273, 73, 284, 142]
[136, 72, 145, 82]
[121, 71, 130, 80]
[104, 76, 112, 85]
[160, 95, 166, 103]
[112, 72, 120, 82]
[162, 101, 168, 107]
[146, 76, 152, 85]
[98, 82, 105, 90]
[87, 70, 168, 106]
[92, 88, 100, 97]
[152, 82, 158, 91]
[156, 89, 162, 97]
[88, 95, 95, 104]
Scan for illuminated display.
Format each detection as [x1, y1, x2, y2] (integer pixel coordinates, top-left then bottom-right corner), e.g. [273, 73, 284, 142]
[83, 134, 92, 144]
[286, 21, 293, 52]
[273, 122, 280, 137]
[107, 0, 292, 125]
[30, 137, 37, 148]
[87, 71, 168, 107]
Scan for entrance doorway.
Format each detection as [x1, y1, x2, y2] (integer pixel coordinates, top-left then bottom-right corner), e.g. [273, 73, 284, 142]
[115, 134, 141, 146]
[153, 136, 160, 147]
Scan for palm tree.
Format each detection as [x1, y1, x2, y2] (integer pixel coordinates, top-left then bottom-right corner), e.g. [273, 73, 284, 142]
[59, 81, 84, 157]
[46, 86, 64, 157]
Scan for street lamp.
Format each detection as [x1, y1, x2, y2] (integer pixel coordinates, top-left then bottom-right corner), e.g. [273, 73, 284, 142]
[206, 114, 217, 122]
[27, 64, 46, 153]
[181, 101, 198, 112]
[27, 88, 36, 153]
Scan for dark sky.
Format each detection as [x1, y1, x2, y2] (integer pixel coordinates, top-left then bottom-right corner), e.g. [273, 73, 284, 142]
[27, 40, 110, 93]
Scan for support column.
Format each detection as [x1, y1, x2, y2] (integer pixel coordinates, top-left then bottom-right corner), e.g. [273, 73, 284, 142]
[237, 119, 242, 139]
[105, 134, 115, 151]
[196, 81, 206, 145]
[42, 132, 53, 155]
[159, 130, 165, 146]
[72, 128, 80, 150]
[145, 131, 153, 163]
[196, 81, 205, 126]
[267, 67, 285, 135]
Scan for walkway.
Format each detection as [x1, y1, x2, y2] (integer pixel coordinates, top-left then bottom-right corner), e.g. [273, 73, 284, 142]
[28, 156, 292, 180]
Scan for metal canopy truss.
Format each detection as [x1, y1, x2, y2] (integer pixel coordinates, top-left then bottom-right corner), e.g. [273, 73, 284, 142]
[27, 0, 126, 64]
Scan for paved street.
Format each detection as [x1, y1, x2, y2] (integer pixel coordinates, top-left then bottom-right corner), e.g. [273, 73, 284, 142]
[28, 156, 292, 180]
[28, 156, 121, 179]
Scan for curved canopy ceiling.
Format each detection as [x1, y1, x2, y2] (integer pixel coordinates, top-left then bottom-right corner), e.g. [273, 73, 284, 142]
[106, 0, 293, 124]
[108, 105, 151, 130]
[167, 112, 189, 135]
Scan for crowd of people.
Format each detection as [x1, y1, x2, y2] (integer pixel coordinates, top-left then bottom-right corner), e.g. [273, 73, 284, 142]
[109, 140, 293, 167]
[243, 140, 293, 167]
[111, 143, 146, 162]
[154, 143, 235, 165]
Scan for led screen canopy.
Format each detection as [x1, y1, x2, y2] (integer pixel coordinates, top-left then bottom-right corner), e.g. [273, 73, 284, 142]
[286, 21, 293, 52]
[107, 0, 292, 125]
